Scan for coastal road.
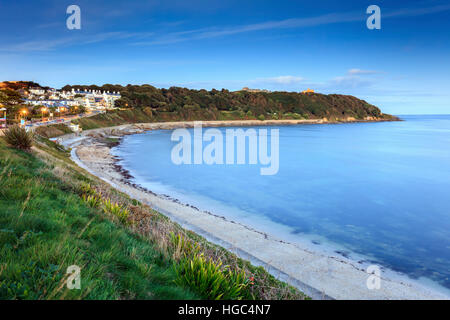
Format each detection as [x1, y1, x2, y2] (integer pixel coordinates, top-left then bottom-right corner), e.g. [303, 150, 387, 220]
[24, 110, 105, 129]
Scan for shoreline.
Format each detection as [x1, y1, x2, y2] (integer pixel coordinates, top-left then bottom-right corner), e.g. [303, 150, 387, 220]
[60, 119, 449, 300]
[54, 117, 399, 141]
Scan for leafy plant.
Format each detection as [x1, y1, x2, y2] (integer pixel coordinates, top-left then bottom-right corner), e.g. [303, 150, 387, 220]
[175, 254, 248, 300]
[3, 125, 33, 150]
[102, 198, 129, 223]
[79, 183, 96, 196]
[82, 194, 101, 208]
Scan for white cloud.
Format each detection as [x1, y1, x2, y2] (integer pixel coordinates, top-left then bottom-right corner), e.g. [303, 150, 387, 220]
[329, 76, 374, 89]
[347, 69, 380, 75]
[253, 75, 305, 85]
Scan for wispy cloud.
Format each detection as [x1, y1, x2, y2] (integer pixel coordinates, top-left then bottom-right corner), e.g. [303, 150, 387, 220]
[36, 22, 63, 29]
[252, 75, 305, 85]
[384, 3, 450, 18]
[0, 38, 74, 52]
[0, 31, 154, 52]
[158, 20, 186, 28]
[347, 68, 380, 75]
[133, 4, 450, 46]
[4, 3, 450, 52]
[133, 12, 361, 46]
[82, 31, 154, 44]
[328, 75, 374, 90]
[314, 68, 382, 91]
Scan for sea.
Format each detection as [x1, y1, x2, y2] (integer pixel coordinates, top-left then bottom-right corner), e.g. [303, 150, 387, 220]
[111, 115, 450, 292]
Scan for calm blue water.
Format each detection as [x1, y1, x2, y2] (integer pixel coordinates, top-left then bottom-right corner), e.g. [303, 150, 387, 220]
[113, 115, 450, 289]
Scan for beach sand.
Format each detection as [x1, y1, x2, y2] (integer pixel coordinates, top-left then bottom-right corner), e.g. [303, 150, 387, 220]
[60, 120, 449, 300]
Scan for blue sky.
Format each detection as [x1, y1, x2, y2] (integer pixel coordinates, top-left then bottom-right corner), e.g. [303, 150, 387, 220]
[0, 0, 449, 114]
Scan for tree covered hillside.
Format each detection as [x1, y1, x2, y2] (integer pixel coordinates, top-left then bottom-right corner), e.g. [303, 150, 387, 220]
[61, 84, 395, 121]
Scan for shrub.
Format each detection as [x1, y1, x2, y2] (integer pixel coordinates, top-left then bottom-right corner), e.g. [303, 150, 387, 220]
[3, 125, 33, 150]
[175, 254, 248, 300]
[257, 114, 265, 121]
[284, 112, 303, 120]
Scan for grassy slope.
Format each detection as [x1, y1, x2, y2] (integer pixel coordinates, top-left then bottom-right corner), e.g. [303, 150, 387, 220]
[0, 136, 307, 300]
[72, 107, 395, 131]
[0, 138, 198, 299]
[34, 124, 74, 139]
[72, 109, 155, 130]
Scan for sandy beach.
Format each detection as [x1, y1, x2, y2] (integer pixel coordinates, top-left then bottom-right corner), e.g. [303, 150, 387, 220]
[60, 120, 450, 300]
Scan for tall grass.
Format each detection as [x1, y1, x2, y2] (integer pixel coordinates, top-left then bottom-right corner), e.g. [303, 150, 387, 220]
[170, 232, 201, 261]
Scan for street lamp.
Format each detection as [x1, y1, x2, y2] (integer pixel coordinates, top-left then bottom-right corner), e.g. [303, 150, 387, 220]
[20, 109, 28, 127]
[41, 107, 48, 121]
[0, 106, 6, 129]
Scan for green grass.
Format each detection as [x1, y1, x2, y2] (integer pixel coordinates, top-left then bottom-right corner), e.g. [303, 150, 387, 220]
[0, 133, 308, 300]
[0, 139, 199, 300]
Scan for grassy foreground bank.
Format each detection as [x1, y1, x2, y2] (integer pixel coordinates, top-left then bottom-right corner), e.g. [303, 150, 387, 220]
[0, 134, 307, 300]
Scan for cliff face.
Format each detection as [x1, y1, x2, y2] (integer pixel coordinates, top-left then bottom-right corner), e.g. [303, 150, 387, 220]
[62, 84, 396, 121]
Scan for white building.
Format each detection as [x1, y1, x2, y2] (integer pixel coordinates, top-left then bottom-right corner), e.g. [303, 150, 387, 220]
[25, 99, 81, 107]
[24, 87, 121, 112]
[73, 89, 121, 110]
[29, 87, 46, 95]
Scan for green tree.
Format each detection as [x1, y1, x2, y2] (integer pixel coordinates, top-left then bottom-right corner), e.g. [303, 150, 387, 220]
[0, 89, 24, 106]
